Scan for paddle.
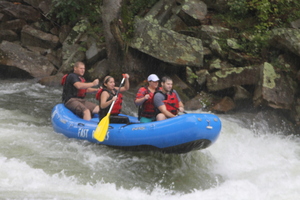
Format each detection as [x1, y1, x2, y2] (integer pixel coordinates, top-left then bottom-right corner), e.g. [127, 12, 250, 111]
[167, 103, 187, 114]
[94, 75, 126, 142]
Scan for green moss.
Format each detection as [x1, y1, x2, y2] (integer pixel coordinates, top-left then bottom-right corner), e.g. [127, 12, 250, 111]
[147, 29, 159, 40]
[212, 77, 218, 83]
[263, 62, 280, 89]
[210, 59, 222, 70]
[133, 38, 143, 49]
[186, 37, 202, 52]
[215, 67, 244, 78]
[144, 15, 160, 24]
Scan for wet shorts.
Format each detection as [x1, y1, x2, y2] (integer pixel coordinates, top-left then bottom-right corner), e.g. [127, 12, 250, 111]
[65, 98, 98, 118]
[139, 117, 155, 123]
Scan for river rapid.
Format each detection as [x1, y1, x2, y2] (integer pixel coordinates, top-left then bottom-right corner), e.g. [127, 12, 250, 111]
[0, 79, 300, 200]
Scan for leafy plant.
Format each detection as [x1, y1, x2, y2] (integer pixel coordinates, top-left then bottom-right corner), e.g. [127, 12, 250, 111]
[214, 0, 300, 57]
[227, 0, 300, 31]
[49, 0, 102, 25]
[228, 0, 248, 17]
[120, 0, 160, 39]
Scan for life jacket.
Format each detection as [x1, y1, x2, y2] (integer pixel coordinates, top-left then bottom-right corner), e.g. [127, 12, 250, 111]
[137, 86, 159, 119]
[99, 88, 123, 117]
[95, 88, 103, 100]
[61, 74, 87, 98]
[156, 90, 179, 115]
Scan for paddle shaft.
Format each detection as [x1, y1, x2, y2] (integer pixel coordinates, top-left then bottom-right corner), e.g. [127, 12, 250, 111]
[107, 76, 126, 113]
[94, 76, 126, 142]
[167, 102, 187, 114]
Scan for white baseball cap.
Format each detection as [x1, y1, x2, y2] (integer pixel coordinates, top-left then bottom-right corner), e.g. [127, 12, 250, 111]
[147, 74, 159, 82]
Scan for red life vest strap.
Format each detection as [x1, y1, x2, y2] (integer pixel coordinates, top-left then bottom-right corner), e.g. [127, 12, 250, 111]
[95, 88, 103, 100]
[61, 74, 68, 85]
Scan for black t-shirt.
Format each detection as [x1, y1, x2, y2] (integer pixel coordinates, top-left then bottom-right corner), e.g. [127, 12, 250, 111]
[62, 73, 81, 103]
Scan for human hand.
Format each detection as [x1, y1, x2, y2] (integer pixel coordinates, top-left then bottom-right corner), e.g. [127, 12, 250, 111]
[93, 79, 99, 86]
[123, 73, 129, 79]
[112, 96, 118, 101]
[179, 106, 185, 113]
[144, 94, 150, 100]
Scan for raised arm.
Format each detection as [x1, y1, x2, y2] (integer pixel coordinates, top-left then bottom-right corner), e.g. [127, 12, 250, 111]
[74, 79, 99, 89]
[119, 73, 130, 92]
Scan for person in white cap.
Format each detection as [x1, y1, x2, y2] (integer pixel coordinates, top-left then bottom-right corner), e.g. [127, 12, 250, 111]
[153, 76, 184, 121]
[134, 74, 160, 123]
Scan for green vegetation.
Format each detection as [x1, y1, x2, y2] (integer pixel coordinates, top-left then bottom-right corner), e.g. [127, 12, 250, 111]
[227, 0, 300, 31]
[215, 0, 300, 57]
[49, 0, 104, 47]
[49, 0, 102, 25]
[49, 0, 300, 57]
[120, 0, 159, 39]
[49, 0, 158, 45]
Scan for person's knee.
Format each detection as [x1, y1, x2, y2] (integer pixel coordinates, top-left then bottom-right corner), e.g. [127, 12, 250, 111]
[83, 109, 92, 120]
[92, 105, 100, 114]
[156, 113, 166, 121]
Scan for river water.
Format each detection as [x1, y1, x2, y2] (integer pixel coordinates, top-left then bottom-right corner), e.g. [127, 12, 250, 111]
[0, 79, 299, 200]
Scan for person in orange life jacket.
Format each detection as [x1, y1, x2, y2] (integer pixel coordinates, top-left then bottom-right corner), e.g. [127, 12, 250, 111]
[153, 76, 184, 121]
[98, 74, 130, 121]
[62, 61, 100, 121]
[134, 74, 160, 123]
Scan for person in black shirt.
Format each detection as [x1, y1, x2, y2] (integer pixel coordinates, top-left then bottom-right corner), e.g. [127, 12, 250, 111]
[62, 61, 100, 120]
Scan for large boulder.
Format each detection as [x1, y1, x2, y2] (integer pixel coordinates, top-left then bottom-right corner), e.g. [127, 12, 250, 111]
[291, 19, 300, 29]
[58, 20, 88, 73]
[85, 37, 107, 65]
[130, 18, 204, 67]
[24, 0, 46, 9]
[0, 30, 18, 42]
[211, 96, 235, 113]
[0, 19, 27, 33]
[0, 41, 55, 78]
[177, 0, 207, 26]
[269, 28, 300, 57]
[201, 0, 230, 13]
[21, 25, 60, 49]
[59, 43, 85, 73]
[144, 0, 176, 26]
[171, 74, 196, 100]
[1, 2, 40, 22]
[38, 0, 52, 14]
[38, 73, 64, 87]
[88, 59, 110, 81]
[253, 62, 296, 110]
[206, 66, 260, 91]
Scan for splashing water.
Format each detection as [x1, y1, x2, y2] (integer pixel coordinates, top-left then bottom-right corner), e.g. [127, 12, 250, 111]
[0, 80, 299, 200]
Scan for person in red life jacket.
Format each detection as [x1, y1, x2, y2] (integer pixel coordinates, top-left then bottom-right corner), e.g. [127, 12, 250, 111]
[134, 74, 160, 123]
[62, 61, 100, 121]
[153, 76, 185, 121]
[98, 74, 130, 121]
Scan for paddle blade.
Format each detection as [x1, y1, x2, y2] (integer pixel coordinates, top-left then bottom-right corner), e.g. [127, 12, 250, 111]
[94, 113, 110, 142]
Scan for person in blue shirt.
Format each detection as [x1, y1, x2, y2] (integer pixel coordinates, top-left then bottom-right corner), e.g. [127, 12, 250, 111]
[153, 76, 184, 121]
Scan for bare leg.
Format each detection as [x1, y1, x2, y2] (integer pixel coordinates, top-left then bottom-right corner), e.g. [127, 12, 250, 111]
[156, 113, 167, 121]
[83, 109, 92, 120]
[92, 105, 100, 114]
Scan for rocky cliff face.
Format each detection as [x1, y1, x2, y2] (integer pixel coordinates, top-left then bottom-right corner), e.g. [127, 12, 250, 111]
[1, 0, 300, 132]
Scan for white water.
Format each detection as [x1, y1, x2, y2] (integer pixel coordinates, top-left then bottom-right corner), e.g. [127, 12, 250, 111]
[0, 80, 300, 200]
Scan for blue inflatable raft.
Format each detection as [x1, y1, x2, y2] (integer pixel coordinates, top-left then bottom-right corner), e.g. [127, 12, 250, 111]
[51, 104, 222, 154]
